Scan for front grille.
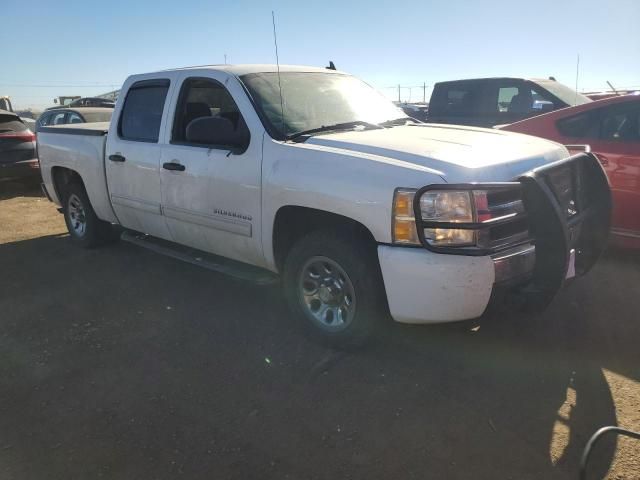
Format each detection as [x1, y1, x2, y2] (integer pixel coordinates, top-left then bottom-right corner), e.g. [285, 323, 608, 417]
[481, 186, 530, 250]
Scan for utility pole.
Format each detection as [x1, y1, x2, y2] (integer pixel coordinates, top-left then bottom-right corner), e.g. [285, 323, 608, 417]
[224, 54, 227, 64]
[423, 82, 426, 103]
[397, 84, 401, 103]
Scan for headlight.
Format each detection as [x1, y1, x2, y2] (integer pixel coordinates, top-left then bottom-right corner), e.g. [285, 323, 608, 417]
[393, 185, 526, 250]
[392, 189, 475, 246]
[419, 191, 473, 222]
[420, 191, 475, 246]
[424, 227, 476, 246]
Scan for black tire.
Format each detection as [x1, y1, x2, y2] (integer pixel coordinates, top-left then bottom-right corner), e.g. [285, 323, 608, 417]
[62, 181, 118, 248]
[283, 229, 388, 348]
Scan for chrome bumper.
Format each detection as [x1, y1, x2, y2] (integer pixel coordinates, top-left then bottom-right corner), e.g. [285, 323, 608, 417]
[492, 243, 536, 284]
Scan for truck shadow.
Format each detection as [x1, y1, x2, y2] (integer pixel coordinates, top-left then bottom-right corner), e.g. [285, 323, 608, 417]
[385, 312, 621, 478]
[0, 178, 43, 200]
[0, 234, 636, 479]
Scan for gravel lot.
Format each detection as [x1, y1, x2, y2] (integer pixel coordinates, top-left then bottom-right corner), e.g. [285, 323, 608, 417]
[0, 180, 638, 479]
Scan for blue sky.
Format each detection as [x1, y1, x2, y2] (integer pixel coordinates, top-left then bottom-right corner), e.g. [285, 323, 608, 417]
[2, 0, 638, 109]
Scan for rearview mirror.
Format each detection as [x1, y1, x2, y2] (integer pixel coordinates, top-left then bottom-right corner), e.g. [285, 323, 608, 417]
[185, 116, 249, 153]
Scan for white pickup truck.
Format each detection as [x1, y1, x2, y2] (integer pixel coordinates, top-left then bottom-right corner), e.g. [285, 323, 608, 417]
[37, 64, 611, 345]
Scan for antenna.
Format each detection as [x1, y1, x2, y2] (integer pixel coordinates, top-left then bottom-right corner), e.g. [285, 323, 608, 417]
[574, 54, 580, 103]
[606, 81, 619, 95]
[272, 11, 286, 138]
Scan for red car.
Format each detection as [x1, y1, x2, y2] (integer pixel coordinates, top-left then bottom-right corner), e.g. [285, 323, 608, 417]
[502, 95, 640, 249]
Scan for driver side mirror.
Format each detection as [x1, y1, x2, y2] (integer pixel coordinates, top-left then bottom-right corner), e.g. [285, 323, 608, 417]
[185, 116, 250, 153]
[539, 102, 555, 113]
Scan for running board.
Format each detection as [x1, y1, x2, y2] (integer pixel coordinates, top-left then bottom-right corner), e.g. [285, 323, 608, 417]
[121, 231, 279, 285]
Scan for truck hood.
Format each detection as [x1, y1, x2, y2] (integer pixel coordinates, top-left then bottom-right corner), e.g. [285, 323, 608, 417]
[305, 123, 568, 183]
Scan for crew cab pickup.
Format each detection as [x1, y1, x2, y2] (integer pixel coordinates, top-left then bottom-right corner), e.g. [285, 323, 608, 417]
[37, 65, 611, 345]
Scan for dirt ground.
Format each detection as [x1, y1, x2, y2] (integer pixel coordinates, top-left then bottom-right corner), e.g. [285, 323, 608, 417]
[0, 179, 638, 480]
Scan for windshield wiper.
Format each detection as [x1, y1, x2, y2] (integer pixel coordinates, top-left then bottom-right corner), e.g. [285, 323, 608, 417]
[378, 116, 418, 127]
[287, 120, 382, 141]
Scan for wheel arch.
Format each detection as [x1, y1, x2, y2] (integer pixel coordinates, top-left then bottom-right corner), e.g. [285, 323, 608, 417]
[51, 166, 84, 207]
[271, 205, 379, 273]
[49, 164, 118, 224]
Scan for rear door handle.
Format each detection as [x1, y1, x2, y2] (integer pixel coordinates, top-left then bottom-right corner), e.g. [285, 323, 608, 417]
[108, 154, 126, 162]
[163, 162, 186, 172]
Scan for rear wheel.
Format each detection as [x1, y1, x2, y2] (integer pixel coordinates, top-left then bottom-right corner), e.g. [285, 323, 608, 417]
[62, 182, 118, 248]
[283, 230, 388, 347]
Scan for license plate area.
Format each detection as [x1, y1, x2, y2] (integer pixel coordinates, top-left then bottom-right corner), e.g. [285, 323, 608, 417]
[565, 248, 576, 279]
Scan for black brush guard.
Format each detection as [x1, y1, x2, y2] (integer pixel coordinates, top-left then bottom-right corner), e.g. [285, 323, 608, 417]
[413, 152, 611, 309]
[517, 152, 611, 308]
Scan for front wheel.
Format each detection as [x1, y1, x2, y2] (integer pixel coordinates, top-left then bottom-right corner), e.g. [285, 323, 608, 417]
[63, 182, 118, 248]
[283, 230, 388, 347]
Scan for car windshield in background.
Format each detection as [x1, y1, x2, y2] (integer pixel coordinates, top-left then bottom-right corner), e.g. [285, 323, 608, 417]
[535, 80, 592, 106]
[82, 111, 113, 123]
[240, 72, 405, 138]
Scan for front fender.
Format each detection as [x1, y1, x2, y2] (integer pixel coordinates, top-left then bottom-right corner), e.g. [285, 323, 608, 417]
[261, 138, 445, 270]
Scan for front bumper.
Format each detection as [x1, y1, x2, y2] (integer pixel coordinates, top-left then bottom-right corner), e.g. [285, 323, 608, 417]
[378, 243, 536, 324]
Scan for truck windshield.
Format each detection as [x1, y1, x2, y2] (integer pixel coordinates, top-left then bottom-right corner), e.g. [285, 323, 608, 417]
[534, 80, 592, 106]
[240, 72, 406, 139]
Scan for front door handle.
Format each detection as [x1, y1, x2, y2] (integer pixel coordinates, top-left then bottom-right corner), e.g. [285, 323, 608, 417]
[109, 154, 126, 163]
[163, 162, 186, 172]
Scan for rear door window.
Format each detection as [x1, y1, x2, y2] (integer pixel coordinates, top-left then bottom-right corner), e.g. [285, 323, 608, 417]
[118, 79, 170, 142]
[51, 112, 68, 125]
[557, 111, 599, 138]
[599, 103, 640, 141]
[432, 83, 483, 117]
[67, 112, 84, 124]
[37, 113, 54, 127]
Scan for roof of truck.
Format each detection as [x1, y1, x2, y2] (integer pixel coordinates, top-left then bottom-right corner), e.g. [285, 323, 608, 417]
[160, 64, 344, 76]
[435, 77, 552, 84]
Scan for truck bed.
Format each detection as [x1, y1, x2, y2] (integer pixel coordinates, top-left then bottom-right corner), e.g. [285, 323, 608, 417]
[37, 121, 110, 136]
[37, 122, 118, 223]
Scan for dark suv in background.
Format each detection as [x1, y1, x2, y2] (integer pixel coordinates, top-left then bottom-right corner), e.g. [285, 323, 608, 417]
[0, 110, 38, 180]
[427, 77, 592, 127]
